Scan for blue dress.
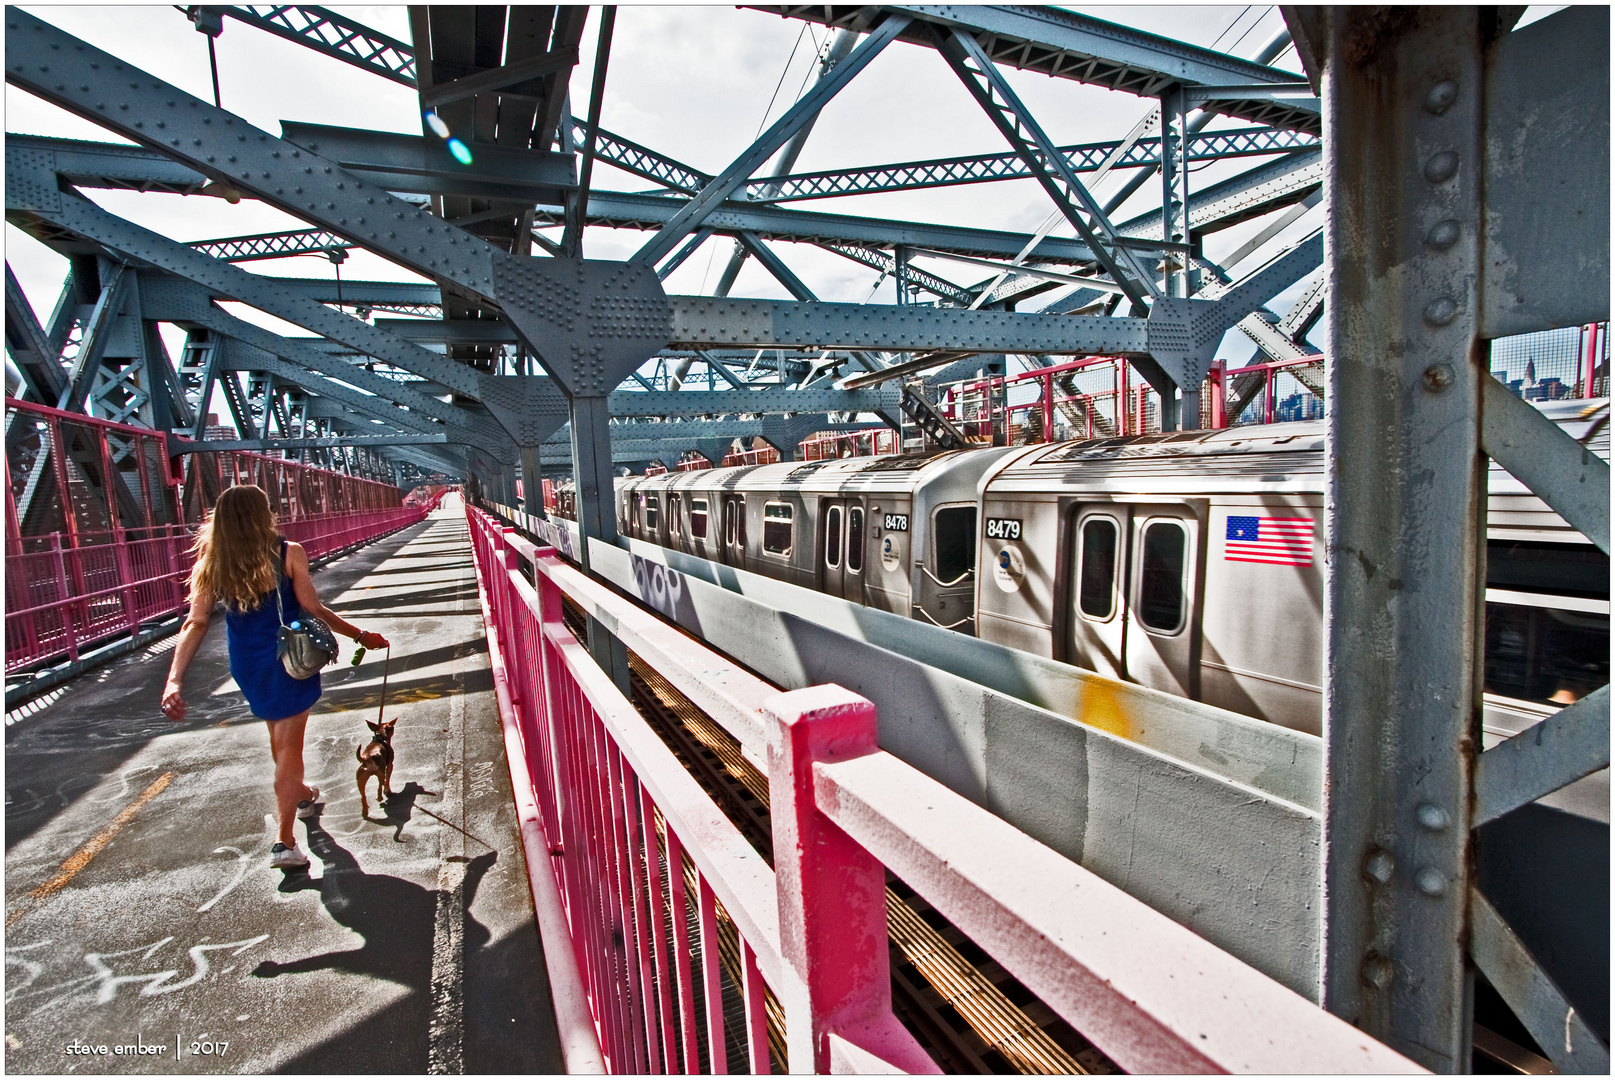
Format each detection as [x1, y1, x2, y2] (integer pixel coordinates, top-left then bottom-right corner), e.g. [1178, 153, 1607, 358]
[224, 540, 323, 721]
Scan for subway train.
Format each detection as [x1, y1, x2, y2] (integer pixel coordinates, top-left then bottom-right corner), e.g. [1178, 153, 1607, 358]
[539, 402, 1609, 753]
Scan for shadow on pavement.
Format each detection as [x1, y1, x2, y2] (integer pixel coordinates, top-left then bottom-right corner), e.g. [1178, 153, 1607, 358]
[253, 818, 495, 989]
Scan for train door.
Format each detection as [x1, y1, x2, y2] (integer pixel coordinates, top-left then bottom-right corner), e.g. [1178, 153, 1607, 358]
[916, 503, 978, 632]
[723, 494, 747, 568]
[1067, 503, 1201, 695]
[1124, 507, 1200, 697]
[818, 498, 866, 600]
[1067, 506, 1127, 679]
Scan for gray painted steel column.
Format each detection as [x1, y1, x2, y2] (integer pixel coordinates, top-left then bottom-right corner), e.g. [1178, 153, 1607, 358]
[1319, 8, 1485, 1071]
[569, 394, 630, 692]
[520, 445, 544, 515]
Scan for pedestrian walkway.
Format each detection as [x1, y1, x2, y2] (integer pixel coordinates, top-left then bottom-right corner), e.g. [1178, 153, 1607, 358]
[3, 502, 563, 1073]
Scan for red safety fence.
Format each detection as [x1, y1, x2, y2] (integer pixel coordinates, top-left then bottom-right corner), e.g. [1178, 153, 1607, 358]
[5, 397, 433, 674]
[465, 503, 1422, 1074]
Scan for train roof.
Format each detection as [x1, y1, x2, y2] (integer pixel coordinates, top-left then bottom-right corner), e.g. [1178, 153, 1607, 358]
[625, 447, 1016, 495]
[986, 420, 1328, 495]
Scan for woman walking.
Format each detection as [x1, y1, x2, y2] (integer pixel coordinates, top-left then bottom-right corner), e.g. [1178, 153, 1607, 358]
[161, 485, 389, 869]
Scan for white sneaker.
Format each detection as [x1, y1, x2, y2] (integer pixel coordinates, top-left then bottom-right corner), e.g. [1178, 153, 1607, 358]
[270, 842, 310, 870]
[296, 786, 321, 819]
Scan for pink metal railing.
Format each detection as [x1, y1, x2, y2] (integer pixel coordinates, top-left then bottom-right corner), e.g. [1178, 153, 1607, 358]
[5, 398, 442, 674]
[466, 503, 1425, 1074]
[1206, 355, 1328, 428]
[5, 505, 428, 673]
[798, 429, 900, 461]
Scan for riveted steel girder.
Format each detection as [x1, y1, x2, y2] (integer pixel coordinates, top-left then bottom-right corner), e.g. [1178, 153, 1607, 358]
[1145, 230, 1323, 392]
[607, 385, 899, 417]
[668, 297, 1147, 354]
[277, 122, 576, 203]
[177, 433, 448, 452]
[1317, 9, 1485, 1069]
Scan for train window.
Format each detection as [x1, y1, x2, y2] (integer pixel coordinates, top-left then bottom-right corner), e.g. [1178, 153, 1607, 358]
[1484, 603, 1609, 705]
[691, 498, 708, 539]
[847, 507, 864, 573]
[725, 500, 737, 546]
[933, 506, 977, 585]
[669, 494, 682, 538]
[1078, 517, 1119, 619]
[735, 499, 746, 549]
[826, 505, 843, 568]
[1138, 520, 1186, 632]
[644, 495, 658, 532]
[763, 502, 793, 556]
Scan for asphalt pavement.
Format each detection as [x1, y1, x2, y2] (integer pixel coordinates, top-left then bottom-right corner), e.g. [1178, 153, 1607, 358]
[4, 504, 563, 1073]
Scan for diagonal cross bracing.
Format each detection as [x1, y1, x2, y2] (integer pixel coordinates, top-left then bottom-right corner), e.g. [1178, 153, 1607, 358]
[933, 26, 1161, 307]
[628, 12, 914, 270]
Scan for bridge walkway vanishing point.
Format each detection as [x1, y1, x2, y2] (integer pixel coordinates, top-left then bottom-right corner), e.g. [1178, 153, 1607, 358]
[3, 500, 564, 1074]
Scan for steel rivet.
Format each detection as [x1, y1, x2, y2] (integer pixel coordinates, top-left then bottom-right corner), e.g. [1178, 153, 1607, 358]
[1424, 364, 1456, 391]
[1415, 867, 1447, 896]
[1424, 151, 1459, 183]
[1362, 956, 1394, 989]
[1424, 298, 1459, 327]
[1364, 847, 1395, 884]
[1425, 219, 1461, 251]
[1415, 803, 1450, 831]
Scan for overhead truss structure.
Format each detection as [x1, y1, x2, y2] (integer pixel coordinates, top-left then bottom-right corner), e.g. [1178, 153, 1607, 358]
[5, 12, 1608, 1073]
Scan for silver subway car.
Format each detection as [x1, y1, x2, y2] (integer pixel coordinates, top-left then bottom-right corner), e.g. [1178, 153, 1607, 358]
[595, 404, 1607, 740]
[617, 449, 1018, 628]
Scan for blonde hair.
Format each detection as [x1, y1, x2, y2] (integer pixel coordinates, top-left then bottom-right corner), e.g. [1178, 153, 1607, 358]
[190, 485, 281, 611]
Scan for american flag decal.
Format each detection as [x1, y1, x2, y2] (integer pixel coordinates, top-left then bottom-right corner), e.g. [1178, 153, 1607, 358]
[1224, 515, 1314, 565]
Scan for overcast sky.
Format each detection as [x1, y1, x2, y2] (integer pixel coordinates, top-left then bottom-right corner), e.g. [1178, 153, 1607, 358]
[1, 5, 1566, 389]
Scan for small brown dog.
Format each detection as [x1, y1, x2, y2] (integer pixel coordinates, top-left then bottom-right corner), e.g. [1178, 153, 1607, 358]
[355, 718, 397, 818]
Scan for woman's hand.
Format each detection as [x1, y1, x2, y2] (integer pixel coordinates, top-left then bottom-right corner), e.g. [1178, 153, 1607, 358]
[357, 629, 389, 650]
[161, 680, 187, 721]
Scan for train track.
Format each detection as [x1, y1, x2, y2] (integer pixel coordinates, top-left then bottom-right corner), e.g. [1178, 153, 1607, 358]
[558, 596, 1118, 1073]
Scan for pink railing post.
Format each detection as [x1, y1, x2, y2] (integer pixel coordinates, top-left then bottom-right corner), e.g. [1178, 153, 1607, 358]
[49, 534, 80, 662]
[763, 685, 940, 1074]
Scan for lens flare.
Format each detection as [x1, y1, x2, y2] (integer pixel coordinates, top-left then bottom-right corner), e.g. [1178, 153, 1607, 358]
[424, 111, 450, 139]
[447, 137, 473, 166]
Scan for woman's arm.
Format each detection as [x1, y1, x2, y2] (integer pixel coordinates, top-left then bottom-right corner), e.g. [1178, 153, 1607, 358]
[162, 588, 215, 721]
[286, 542, 389, 650]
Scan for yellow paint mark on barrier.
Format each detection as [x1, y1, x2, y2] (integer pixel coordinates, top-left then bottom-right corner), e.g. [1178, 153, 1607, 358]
[1074, 681, 1135, 742]
[5, 771, 176, 928]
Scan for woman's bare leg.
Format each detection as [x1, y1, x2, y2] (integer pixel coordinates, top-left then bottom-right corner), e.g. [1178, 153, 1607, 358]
[266, 711, 313, 847]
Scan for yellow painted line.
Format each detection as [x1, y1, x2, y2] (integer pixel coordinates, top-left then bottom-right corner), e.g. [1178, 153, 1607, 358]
[5, 771, 175, 928]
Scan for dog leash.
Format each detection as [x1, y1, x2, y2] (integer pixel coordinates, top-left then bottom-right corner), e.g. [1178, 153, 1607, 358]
[353, 642, 392, 724]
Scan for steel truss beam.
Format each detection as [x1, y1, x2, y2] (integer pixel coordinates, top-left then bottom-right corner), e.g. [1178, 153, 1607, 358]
[749, 126, 1320, 203]
[9, 132, 1154, 269]
[543, 417, 887, 463]
[1118, 148, 1322, 240]
[220, 6, 416, 86]
[758, 5, 1320, 132]
[5, 263, 69, 402]
[142, 284, 506, 451]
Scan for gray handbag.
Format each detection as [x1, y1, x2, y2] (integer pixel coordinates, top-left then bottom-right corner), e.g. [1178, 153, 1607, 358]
[273, 551, 336, 679]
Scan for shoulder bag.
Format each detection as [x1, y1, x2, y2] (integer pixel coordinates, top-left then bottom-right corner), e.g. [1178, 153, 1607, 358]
[273, 546, 336, 679]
